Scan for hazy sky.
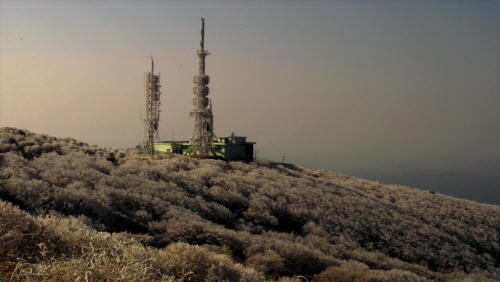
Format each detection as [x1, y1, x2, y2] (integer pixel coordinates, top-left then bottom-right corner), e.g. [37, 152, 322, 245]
[1, 1, 499, 176]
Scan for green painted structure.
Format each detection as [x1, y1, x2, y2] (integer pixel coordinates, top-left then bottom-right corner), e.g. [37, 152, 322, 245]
[154, 135, 255, 162]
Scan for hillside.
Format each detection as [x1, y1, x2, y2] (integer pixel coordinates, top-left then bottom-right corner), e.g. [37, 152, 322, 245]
[1, 127, 499, 282]
[343, 167, 500, 206]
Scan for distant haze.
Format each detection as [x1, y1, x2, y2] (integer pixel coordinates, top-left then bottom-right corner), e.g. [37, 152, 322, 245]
[1, 2, 499, 183]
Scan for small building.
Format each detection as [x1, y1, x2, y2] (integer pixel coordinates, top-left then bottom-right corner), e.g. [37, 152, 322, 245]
[154, 134, 255, 162]
[213, 136, 255, 162]
[154, 141, 190, 155]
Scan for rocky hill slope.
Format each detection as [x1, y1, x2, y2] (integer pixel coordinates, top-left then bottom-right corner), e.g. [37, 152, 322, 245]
[1, 127, 499, 281]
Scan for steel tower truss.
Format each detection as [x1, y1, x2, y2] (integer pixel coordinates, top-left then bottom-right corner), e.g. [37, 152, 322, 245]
[186, 17, 216, 157]
[141, 57, 161, 155]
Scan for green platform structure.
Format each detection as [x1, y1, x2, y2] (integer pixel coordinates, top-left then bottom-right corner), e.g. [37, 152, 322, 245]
[154, 135, 255, 162]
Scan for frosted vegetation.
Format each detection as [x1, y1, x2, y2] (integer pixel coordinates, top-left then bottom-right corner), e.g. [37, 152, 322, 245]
[1, 127, 499, 281]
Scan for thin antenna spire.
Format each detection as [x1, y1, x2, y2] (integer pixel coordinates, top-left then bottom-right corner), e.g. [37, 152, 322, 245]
[200, 17, 205, 50]
[150, 56, 154, 74]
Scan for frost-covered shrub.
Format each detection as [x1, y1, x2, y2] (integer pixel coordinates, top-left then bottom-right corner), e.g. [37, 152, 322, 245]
[2, 127, 500, 281]
[157, 242, 265, 282]
[244, 250, 285, 278]
[313, 261, 369, 282]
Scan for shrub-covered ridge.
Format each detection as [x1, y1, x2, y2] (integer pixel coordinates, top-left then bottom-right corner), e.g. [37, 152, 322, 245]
[1, 127, 499, 281]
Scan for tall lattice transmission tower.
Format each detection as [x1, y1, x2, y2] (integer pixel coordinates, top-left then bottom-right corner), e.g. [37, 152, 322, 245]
[141, 57, 161, 155]
[186, 17, 216, 157]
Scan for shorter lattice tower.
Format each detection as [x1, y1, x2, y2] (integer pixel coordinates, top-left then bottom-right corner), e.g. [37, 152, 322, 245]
[141, 57, 161, 155]
[186, 17, 216, 157]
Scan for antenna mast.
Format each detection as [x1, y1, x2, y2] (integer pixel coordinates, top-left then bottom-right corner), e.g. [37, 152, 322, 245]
[141, 56, 161, 155]
[186, 17, 216, 157]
